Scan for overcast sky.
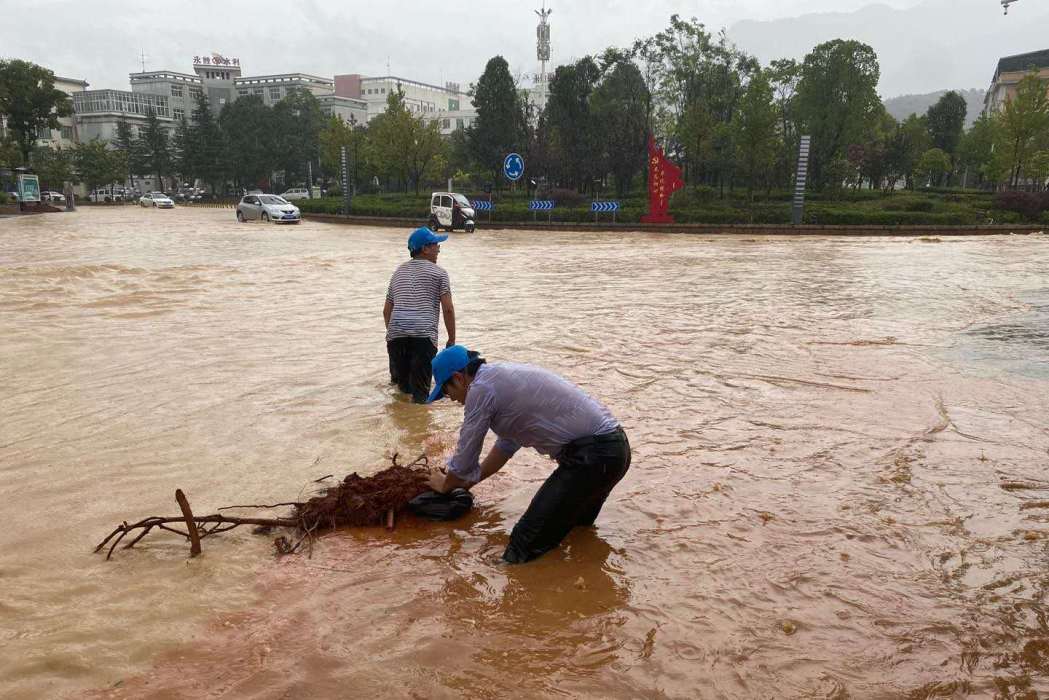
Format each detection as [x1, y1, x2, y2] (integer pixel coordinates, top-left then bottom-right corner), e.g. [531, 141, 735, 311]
[1, 0, 1040, 98]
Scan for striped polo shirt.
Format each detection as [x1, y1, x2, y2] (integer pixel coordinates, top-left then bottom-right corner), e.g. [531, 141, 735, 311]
[385, 258, 451, 347]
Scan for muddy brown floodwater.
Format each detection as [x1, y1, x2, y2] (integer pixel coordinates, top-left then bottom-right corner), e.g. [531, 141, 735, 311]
[1, 207, 1048, 699]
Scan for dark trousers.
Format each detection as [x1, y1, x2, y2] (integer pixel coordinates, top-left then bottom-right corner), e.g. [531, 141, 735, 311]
[503, 428, 631, 564]
[387, 337, 437, 403]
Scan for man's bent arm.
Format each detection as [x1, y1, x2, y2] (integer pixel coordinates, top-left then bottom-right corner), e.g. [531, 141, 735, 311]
[383, 299, 393, 328]
[441, 293, 455, 347]
[476, 446, 512, 484]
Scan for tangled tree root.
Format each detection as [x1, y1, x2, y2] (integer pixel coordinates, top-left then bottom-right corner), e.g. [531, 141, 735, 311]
[94, 454, 431, 560]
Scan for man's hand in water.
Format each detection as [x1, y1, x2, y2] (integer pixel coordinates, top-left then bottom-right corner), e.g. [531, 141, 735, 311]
[429, 466, 473, 494]
[428, 468, 449, 493]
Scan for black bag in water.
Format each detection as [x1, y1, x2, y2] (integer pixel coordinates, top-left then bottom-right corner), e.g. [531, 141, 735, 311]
[408, 488, 473, 521]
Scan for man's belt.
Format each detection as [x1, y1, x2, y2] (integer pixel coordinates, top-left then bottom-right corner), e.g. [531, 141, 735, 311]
[564, 427, 627, 450]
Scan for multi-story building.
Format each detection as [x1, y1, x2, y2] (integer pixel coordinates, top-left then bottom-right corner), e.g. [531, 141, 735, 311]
[71, 56, 370, 144]
[335, 74, 476, 134]
[1, 75, 88, 151]
[984, 48, 1049, 114]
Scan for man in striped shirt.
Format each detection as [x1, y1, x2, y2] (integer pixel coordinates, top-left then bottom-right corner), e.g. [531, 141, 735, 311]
[426, 345, 631, 563]
[383, 227, 456, 403]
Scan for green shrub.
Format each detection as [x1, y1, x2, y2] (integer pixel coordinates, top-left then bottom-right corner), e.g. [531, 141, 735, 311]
[882, 196, 936, 213]
[992, 191, 1049, 221]
[544, 188, 586, 207]
[989, 210, 1024, 224]
[294, 189, 994, 227]
[806, 207, 976, 226]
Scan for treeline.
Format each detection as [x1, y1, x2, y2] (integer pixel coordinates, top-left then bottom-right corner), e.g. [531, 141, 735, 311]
[111, 90, 327, 193]
[4, 16, 1049, 198]
[328, 15, 1049, 197]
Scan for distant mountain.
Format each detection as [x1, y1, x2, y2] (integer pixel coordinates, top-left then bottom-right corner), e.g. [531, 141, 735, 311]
[727, 0, 1049, 98]
[883, 88, 986, 126]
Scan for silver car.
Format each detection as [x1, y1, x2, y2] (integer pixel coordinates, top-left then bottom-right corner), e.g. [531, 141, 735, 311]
[140, 192, 174, 208]
[280, 187, 310, 201]
[236, 194, 301, 223]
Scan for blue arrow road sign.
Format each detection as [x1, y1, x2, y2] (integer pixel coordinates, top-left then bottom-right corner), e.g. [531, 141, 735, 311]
[471, 200, 493, 211]
[528, 200, 555, 211]
[503, 153, 524, 182]
[591, 201, 620, 212]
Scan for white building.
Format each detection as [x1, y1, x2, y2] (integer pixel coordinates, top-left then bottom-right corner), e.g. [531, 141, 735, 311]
[984, 48, 1049, 115]
[1, 75, 88, 151]
[71, 56, 369, 144]
[334, 73, 476, 134]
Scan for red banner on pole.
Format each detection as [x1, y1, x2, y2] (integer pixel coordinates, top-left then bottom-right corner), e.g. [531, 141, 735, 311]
[640, 136, 684, 224]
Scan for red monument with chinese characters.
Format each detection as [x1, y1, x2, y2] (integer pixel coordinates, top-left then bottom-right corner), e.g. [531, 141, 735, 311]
[640, 136, 684, 224]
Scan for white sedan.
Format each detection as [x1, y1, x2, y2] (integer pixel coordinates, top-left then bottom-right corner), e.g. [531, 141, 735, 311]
[280, 187, 310, 201]
[236, 194, 301, 223]
[139, 192, 174, 208]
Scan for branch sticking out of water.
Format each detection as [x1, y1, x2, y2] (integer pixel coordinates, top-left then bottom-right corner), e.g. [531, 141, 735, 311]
[94, 454, 431, 560]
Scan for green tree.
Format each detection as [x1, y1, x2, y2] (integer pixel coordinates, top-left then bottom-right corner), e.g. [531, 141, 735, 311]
[590, 58, 650, 195]
[319, 115, 365, 189]
[74, 139, 125, 194]
[0, 134, 22, 169]
[732, 69, 779, 197]
[795, 39, 881, 188]
[886, 114, 932, 190]
[219, 95, 274, 189]
[634, 17, 757, 188]
[925, 91, 967, 157]
[1026, 150, 1049, 186]
[995, 71, 1049, 187]
[112, 117, 141, 189]
[468, 56, 526, 184]
[172, 117, 191, 186]
[135, 108, 171, 190]
[957, 112, 998, 187]
[546, 57, 602, 191]
[913, 147, 952, 186]
[32, 145, 75, 190]
[850, 108, 896, 191]
[272, 89, 325, 189]
[369, 89, 443, 193]
[767, 58, 802, 188]
[0, 59, 73, 164]
[189, 93, 228, 193]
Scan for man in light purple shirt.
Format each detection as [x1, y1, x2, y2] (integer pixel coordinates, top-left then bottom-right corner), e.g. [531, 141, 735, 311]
[426, 345, 631, 563]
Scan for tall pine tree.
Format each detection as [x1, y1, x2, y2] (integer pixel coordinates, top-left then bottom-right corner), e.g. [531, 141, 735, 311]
[468, 56, 525, 185]
[135, 108, 171, 191]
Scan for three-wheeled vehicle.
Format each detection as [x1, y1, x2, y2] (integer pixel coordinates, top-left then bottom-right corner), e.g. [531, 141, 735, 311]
[429, 192, 476, 232]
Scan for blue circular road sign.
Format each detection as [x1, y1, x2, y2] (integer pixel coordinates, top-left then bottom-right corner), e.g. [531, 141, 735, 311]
[503, 153, 524, 182]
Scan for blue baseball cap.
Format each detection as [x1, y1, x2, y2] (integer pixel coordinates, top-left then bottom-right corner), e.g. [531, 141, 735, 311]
[408, 226, 448, 253]
[426, 344, 471, 403]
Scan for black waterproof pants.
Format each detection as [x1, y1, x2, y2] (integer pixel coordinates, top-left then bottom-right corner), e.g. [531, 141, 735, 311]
[503, 428, 631, 564]
[387, 337, 437, 403]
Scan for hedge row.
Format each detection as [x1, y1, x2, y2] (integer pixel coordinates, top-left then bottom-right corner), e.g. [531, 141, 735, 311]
[296, 193, 1026, 226]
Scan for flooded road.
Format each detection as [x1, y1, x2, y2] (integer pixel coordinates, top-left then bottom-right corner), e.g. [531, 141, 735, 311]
[1, 206, 1047, 698]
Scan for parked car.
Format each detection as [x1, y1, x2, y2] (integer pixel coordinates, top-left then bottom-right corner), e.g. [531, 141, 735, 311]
[428, 191, 475, 232]
[139, 192, 175, 208]
[280, 187, 310, 201]
[89, 187, 123, 203]
[236, 194, 301, 223]
[41, 191, 66, 203]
